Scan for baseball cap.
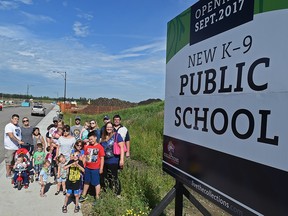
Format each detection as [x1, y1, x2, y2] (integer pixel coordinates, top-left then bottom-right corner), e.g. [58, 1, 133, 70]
[75, 116, 81, 121]
[103, 115, 110, 120]
[53, 116, 59, 122]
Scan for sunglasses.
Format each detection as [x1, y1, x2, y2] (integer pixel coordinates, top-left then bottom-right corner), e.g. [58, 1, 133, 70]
[63, 130, 69, 133]
[76, 144, 82, 147]
[23, 120, 29, 122]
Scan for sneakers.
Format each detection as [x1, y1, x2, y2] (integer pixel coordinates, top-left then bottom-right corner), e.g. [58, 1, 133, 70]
[79, 195, 87, 202]
[55, 191, 60, 195]
[24, 184, 29, 189]
[63, 191, 67, 195]
[13, 184, 17, 188]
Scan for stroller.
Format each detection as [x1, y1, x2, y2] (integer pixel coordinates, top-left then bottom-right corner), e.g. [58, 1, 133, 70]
[14, 148, 34, 185]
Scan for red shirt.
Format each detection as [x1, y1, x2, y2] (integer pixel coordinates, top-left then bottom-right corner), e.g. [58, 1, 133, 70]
[84, 144, 105, 169]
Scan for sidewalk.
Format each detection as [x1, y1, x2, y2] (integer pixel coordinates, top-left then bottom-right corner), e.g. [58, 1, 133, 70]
[0, 105, 83, 216]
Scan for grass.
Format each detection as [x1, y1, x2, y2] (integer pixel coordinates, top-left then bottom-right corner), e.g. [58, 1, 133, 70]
[64, 101, 230, 216]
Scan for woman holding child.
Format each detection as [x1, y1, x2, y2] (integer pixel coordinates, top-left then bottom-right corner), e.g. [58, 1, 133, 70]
[100, 122, 125, 195]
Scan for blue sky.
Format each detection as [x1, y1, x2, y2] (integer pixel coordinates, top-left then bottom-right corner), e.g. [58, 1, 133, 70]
[0, 0, 197, 102]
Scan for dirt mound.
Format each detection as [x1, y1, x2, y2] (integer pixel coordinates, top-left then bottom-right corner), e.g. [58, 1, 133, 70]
[69, 97, 162, 115]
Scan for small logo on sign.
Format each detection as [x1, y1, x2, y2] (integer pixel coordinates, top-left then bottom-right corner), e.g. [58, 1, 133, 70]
[164, 141, 179, 165]
[167, 141, 175, 155]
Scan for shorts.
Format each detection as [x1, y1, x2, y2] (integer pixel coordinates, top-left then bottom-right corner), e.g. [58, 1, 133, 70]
[84, 167, 100, 186]
[57, 177, 66, 183]
[4, 149, 16, 165]
[67, 189, 80, 195]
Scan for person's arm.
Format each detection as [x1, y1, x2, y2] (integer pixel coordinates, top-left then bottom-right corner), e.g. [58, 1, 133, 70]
[55, 142, 60, 158]
[32, 155, 35, 167]
[82, 147, 86, 166]
[13, 162, 18, 169]
[64, 160, 72, 170]
[116, 134, 125, 168]
[40, 135, 46, 150]
[125, 140, 130, 157]
[99, 156, 104, 174]
[57, 163, 60, 178]
[75, 160, 85, 173]
[7, 132, 24, 145]
[118, 141, 125, 168]
[125, 130, 130, 157]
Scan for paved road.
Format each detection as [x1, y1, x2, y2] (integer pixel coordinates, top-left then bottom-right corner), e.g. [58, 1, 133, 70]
[0, 104, 54, 163]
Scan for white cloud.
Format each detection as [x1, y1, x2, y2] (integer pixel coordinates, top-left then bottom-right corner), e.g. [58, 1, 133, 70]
[121, 41, 166, 55]
[0, 25, 34, 39]
[21, 11, 55, 24]
[73, 21, 89, 37]
[17, 50, 35, 57]
[0, 1, 18, 10]
[77, 12, 93, 21]
[17, 0, 33, 5]
[0, 0, 32, 10]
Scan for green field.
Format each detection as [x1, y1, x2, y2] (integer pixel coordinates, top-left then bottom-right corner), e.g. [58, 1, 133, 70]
[64, 101, 229, 216]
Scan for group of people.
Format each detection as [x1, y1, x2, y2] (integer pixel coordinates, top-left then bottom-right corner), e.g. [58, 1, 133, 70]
[3, 112, 131, 213]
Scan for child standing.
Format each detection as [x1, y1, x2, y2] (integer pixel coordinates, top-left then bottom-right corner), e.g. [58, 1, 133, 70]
[55, 154, 67, 195]
[39, 160, 51, 197]
[45, 146, 53, 175]
[62, 150, 84, 213]
[79, 131, 105, 203]
[32, 143, 45, 181]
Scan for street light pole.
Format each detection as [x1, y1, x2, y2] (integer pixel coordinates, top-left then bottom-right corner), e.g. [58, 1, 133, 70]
[53, 71, 67, 104]
[26, 84, 34, 99]
[64, 71, 66, 104]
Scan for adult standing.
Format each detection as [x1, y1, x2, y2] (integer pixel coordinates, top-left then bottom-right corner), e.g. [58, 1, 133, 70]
[100, 115, 110, 138]
[20, 117, 34, 154]
[4, 114, 24, 178]
[70, 116, 83, 140]
[46, 116, 59, 146]
[57, 125, 76, 162]
[100, 122, 124, 195]
[113, 114, 131, 158]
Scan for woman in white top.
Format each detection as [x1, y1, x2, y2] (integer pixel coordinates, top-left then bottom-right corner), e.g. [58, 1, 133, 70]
[56, 125, 76, 163]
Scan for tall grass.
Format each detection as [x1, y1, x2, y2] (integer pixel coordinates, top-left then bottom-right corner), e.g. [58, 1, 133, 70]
[64, 101, 175, 215]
